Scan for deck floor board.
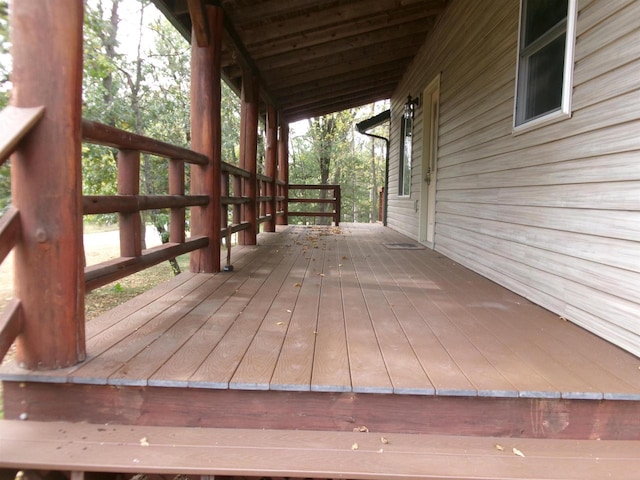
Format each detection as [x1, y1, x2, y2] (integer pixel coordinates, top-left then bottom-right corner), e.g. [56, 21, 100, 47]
[2, 224, 639, 402]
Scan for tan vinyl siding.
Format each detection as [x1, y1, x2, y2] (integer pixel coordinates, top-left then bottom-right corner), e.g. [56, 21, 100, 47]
[388, 0, 640, 356]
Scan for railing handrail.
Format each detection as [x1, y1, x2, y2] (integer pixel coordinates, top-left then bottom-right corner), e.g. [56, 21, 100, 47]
[287, 184, 341, 226]
[82, 120, 208, 165]
[81, 120, 211, 291]
[0, 106, 46, 167]
[0, 105, 46, 363]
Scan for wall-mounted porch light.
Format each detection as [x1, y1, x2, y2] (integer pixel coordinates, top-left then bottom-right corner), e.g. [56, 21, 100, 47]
[403, 94, 421, 120]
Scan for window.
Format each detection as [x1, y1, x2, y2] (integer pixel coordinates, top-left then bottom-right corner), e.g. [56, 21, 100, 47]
[514, 0, 577, 128]
[399, 98, 415, 196]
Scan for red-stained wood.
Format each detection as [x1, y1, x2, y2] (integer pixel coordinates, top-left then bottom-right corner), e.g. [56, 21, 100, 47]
[169, 159, 186, 243]
[3, 420, 640, 480]
[82, 120, 207, 165]
[10, 0, 86, 369]
[187, 0, 210, 47]
[189, 5, 223, 273]
[84, 236, 209, 291]
[0, 105, 45, 167]
[3, 381, 640, 441]
[264, 105, 278, 232]
[83, 194, 209, 215]
[117, 149, 142, 258]
[238, 71, 259, 245]
[277, 123, 289, 225]
[0, 206, 20, 266]
[0, 299, 22, 362]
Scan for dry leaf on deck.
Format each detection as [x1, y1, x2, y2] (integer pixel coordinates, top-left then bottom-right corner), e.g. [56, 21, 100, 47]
[353, 426, 369, 433]
[139, 437, 149, 447]
[495, 444, 504, 451]
[381, 436, 389, 444]
[294, 282, 301, 287]
[512, 447, 525, 457]
[351, 443, 359, 450]
[276, 322, 284, 326]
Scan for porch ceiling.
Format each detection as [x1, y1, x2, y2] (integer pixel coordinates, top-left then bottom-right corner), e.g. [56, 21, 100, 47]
[152, 0, 449, 121]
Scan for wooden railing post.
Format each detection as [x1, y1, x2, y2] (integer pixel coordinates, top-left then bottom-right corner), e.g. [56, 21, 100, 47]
[189, 5, 223, 273]
[264, 105, 277, 232]
[334, 185, 341, 227]
[169, 159, 186, 244]
[118, 149, 142, 257]
[10, 0, 86, 368]
[238, 71, 259, 245]
[277, 123, 289, 226]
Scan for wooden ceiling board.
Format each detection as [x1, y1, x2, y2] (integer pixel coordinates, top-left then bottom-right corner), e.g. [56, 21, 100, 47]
[152, 0, 449, 120]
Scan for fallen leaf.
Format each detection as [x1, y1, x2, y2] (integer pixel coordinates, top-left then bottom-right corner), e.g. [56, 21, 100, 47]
[512, 447, 525, 457]
[276, 322, 284, 326]
[495, 444, 504, 451]
[286, 309, 292, 313]
[351, 443, 359, 450]
[139, 437, 149, 447]
[294, 282, 301, 287]
[353, 426, 369, 433]
[378, 448, 384, 453]
[338, 263, 343, 267]
[318, 273, 325, 277]
[381, 436, 389, 444]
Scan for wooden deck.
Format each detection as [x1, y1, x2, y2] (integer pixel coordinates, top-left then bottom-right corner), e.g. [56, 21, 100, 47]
[2, 224, 640, 439]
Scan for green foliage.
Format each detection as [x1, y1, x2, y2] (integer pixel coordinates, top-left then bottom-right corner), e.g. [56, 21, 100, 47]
[289, 102, 388, 224]
[0, 0, 11, 214]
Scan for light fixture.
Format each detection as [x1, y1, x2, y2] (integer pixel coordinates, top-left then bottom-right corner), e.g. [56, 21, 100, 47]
[403, 94, 421, 119]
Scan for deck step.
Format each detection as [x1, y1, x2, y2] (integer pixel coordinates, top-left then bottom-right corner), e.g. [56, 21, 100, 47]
[1, 420, 639, 479]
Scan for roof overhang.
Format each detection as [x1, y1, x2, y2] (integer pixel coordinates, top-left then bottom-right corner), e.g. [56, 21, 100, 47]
[152, 0, 448, 122]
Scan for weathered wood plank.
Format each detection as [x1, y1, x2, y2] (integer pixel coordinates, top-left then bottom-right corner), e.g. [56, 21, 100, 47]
[339, 226, 393, 394]
[2, 420, 640, 480]
[311, 231, 351, 392]
[229, 230, 312, 390]
[149, 245, 274, 387]
[349, 229, 434, 395]
[188, 233, 304, 388]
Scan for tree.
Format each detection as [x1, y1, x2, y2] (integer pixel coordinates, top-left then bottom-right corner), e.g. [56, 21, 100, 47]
[289, 102, 387, 225]
[0, 0, 12, 213]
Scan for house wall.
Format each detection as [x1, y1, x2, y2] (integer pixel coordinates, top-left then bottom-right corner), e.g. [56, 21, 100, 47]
[387, 0, 640, 356]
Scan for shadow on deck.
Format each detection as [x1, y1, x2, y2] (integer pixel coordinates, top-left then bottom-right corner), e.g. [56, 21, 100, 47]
[2, 224, 639, 439]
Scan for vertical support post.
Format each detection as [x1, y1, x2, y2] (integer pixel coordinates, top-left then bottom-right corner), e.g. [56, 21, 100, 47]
[238, 71, 259, 245]
[11, 0, 86, 368]
[189, 5, 223, 273]
[276, 122, 289, 226]
[264, 105, 277, 232]
[169, 159, 186, 244]
[334, 186, 341, 226]
[118, 149, 142, 257]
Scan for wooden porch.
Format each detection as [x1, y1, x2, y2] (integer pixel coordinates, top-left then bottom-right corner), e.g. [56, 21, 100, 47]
[3, 223, 639, 440]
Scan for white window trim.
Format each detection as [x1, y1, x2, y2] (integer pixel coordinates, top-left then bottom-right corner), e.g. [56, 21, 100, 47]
[398, 111, 413, 197]
[512, 0, 578, 135]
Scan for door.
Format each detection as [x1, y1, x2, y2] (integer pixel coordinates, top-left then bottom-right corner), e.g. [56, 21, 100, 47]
[419, 75, 440, 246]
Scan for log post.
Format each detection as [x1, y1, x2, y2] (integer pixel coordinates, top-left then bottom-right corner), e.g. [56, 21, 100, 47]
[118, 150, 142, 257]
[264, 105, 277, 232]
[10, 0, 86, 368]
[276, 123, 289, 226]
[238, 72, 259, 245]
[189, 5, 223, 273]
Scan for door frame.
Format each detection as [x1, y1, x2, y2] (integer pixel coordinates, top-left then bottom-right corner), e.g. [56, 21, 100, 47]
[419, 74, 441, 247]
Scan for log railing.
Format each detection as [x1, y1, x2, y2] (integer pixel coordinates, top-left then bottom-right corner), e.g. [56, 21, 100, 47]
[0, 105, 46, 362]
[81, 120, 211, 291]
[287, 184, 341, 226]
[221, 163, 285, 237]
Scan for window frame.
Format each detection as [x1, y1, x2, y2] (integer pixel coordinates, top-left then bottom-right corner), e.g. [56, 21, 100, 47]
[398, 107, 414, 197]
[513, 0, 578, 133]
